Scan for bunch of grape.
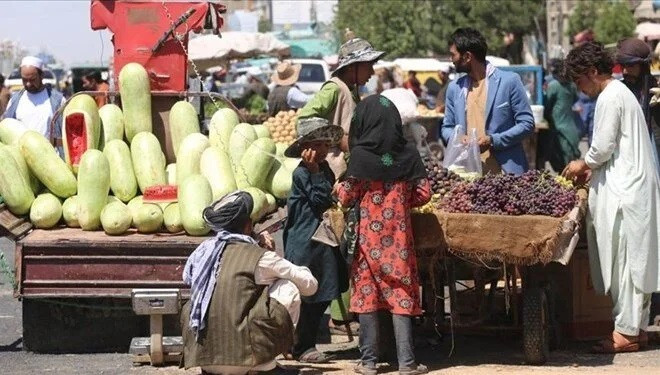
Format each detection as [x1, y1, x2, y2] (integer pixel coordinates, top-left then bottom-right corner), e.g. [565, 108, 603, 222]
[439, 180, 473, 213]
[440, 170, 577, 217]
[412, 194, 442, 214]
[422, 154, 461, 196]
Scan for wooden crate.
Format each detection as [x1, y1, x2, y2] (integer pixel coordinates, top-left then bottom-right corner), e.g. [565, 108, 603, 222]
[549, 247, 613, 340]
[0, 203, 32, 240]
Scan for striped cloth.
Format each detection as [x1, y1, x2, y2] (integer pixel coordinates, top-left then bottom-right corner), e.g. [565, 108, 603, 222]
[183, 230, 257, 339]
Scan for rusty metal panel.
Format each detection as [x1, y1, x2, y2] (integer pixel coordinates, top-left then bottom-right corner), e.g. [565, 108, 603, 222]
[17, 228, 204, 298]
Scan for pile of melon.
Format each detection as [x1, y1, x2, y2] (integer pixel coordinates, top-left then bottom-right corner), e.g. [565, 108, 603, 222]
[0, 62, 300, 237]
[263, 110, 298, 144]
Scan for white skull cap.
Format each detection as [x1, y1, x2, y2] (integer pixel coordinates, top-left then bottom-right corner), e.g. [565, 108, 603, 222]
[20, 56, 44, 70]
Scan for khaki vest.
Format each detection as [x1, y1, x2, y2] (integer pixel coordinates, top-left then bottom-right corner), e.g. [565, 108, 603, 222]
[267, 85, 293, 117]
[182, 242, 293, 368]
[325, 76, 357, 178]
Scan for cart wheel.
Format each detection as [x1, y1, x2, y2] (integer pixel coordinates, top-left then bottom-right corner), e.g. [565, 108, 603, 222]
[522, 287, 550, 365]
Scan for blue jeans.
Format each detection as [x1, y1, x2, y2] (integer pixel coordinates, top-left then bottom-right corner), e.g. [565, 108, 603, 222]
[359, 312, 416, 370]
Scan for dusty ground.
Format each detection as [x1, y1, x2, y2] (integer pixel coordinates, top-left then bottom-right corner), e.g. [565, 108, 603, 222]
[1, 237, 658, 374]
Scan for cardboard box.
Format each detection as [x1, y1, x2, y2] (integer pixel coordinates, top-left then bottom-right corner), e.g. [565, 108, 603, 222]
[551, 247, 614, 340]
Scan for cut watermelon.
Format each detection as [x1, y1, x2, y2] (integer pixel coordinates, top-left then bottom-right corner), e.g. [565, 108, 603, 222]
[143, 185, 178, 204]
[64, 112, 88, 170]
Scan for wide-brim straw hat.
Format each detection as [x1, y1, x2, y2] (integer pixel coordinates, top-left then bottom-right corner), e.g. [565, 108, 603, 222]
[284, 117, 344, 158]
[272, 60, 302, 86]
[332, 38, 385, 76]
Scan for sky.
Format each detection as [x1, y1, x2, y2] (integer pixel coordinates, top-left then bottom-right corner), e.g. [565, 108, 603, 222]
[0, 0, 338, 67]
[0, 1, 112, 66]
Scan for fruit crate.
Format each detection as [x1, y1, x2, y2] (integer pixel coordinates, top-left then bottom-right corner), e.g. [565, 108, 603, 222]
[0, 203, 33, 240]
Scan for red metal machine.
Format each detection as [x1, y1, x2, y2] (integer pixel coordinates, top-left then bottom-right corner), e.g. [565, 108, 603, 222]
[86, 0, 232, 162]
[90, 0, 226, 91]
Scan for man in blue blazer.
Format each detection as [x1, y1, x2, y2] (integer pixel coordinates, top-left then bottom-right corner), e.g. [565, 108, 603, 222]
[442, 28, 534, 175]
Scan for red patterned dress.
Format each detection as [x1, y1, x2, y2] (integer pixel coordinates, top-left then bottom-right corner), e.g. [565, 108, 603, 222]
[337, 178, 431, 316]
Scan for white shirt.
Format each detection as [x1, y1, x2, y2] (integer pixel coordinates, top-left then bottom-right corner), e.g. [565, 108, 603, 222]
[286, 86, 310, 109]
[7, 88, 62, 137]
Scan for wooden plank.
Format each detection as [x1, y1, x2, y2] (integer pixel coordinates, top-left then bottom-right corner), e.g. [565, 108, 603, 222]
[20, 288, 191, 298]
[0, 203, 32, 240]
[20, 227, 207, 247]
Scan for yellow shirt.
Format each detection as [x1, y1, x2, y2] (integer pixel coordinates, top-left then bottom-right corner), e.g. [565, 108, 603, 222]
[466, 78, 501, 174]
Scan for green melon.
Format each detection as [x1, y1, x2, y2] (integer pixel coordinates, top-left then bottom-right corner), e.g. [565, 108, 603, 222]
[169, 101, 200, 158]
[119, 63, 152, 142]
[29, 193, 62, 229]
[77, 150, 111, 231]
[100, 201, 132, 235]
[19, 131, 77, 198]
[103, 139, 138, 202]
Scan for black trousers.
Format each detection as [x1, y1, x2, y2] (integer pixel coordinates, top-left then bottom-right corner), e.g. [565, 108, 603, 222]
[293, 300, 331, 357]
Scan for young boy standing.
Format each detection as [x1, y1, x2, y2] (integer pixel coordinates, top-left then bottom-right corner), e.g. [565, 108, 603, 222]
[282, 117, 347, 363]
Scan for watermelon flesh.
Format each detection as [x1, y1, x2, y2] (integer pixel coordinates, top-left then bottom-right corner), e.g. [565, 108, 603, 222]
[64, 112, 88, 169]
[143, 185, 178, 204]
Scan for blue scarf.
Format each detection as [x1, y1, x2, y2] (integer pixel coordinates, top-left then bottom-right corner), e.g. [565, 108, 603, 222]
[183, 230, 257, 338]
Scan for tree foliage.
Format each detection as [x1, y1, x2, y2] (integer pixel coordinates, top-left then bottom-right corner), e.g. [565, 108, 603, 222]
[334, 0, 544, 59]
[567, 0, 636, 44]
[566, 0, 605, 38]
[593, 2, 636, 44]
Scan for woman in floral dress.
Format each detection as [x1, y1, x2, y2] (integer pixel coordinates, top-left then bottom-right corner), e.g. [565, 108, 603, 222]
[337, 94, 431, 375]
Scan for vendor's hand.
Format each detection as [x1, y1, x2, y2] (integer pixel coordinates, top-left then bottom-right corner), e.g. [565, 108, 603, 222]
[257, 232, 275, 251]
[562, 160, 590, 180]
[477, 136, 492, 153]
[301, 148, 320, 173]
[459, 135, 469, 145]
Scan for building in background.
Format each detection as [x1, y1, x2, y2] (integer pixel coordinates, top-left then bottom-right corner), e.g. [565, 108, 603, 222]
[0, 39, 28, 76]
[545, 0, 580, 58]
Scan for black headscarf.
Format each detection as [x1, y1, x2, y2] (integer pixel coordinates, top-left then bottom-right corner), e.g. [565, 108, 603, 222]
[202, 191, 253, 233]
[345, 95, 427, 182]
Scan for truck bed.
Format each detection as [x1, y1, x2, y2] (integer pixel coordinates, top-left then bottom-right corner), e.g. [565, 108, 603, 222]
[16, 228, 207, 298]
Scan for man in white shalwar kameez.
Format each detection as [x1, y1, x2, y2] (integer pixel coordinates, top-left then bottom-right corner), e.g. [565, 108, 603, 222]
[563, 42, 660, 353]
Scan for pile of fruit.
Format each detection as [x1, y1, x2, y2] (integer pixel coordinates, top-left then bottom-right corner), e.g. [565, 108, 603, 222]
[0, 62, 300, 237]
[263, 110, 298, 144]
[422, 154, 461, 197]
[417, 104, 442, 118]
[440, 170, 577, 217]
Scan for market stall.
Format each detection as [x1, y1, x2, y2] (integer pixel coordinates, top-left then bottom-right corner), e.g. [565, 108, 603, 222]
[327, 168, 588, 365]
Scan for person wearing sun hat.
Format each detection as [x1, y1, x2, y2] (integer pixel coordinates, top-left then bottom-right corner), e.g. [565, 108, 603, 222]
[267, 60, 310, 117]
[282, 117, 348, 363]
[297, 37, 385, 178]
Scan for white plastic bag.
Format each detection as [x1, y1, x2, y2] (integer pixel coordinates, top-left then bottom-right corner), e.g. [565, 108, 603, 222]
[381, 88, 419, 125]
[442, 125, 482, 177]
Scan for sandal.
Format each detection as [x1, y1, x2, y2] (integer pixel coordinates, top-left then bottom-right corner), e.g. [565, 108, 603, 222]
[592, 331, 639, 353]
[399, 364, 428, 375]
[296, 348, 335, 364]
[354, 362, 377, 375]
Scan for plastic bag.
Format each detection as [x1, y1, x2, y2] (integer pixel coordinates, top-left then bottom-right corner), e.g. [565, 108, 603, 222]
[381, 88, 419, 125]
[442, 125, 482, 178]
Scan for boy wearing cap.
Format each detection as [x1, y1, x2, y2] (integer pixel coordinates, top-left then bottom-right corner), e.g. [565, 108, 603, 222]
[267, 60, 310, 117]
[283, 117, 348, 363]
[3, 56, 65, 152]
[182, 191, 318, 375]
[297, 38, 385, 178]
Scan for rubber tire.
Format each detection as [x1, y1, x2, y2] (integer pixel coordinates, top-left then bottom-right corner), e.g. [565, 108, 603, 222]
[522, 287, 550, 365]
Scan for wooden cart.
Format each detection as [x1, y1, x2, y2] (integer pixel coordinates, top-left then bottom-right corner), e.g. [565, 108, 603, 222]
[328, 190, 587, 365]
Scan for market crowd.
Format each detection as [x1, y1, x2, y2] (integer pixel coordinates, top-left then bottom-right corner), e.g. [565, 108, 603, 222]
[176, 27, 659, 375]
[1, 25, 658, 375]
